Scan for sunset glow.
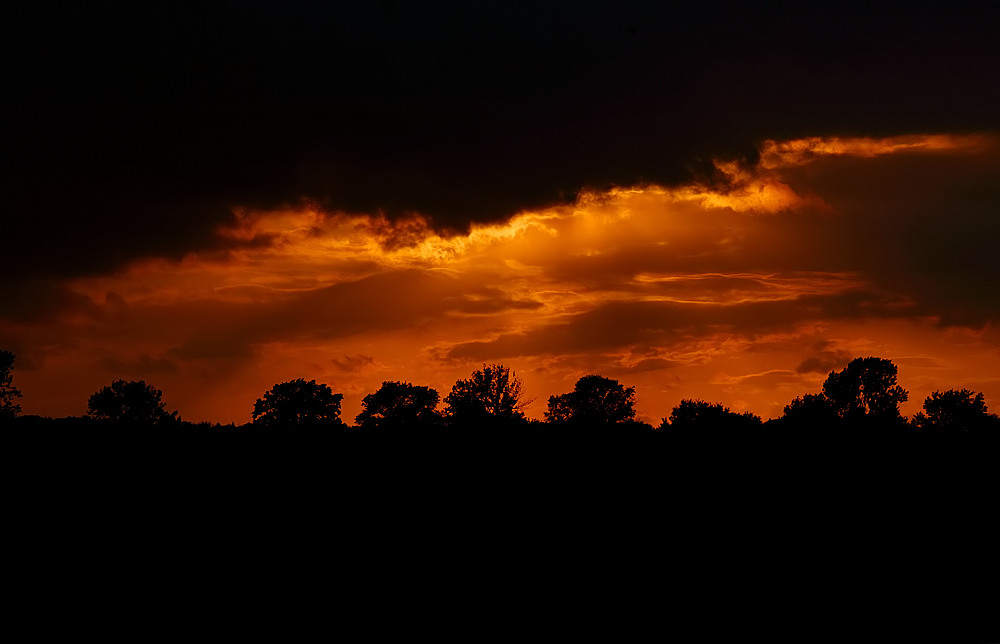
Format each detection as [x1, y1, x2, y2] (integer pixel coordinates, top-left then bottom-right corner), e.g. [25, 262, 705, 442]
[5, 134, 999, 424]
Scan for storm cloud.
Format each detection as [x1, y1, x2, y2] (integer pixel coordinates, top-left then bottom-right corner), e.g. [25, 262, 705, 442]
[4, 3, 998, 282]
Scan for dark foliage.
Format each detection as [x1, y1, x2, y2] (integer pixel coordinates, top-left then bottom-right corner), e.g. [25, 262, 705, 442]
[913, 388, 1000, 434]
[822, 356, 908, 422]
[252, 378, 345, 428]
[444, 363, 529, 427]
[766, 393, 842, 439]
[544, 375, 636, 425]
[1, 350, 23, 419]
[543, 392, 576, 424]
[355, 381, 441, 432]
[662, 399, 762, 439]
[87, 379, 176, 426]
[781, 393, 840, 426]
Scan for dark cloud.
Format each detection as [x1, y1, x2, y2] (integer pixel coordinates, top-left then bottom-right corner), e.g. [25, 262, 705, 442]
[168, 334, 259, 362]
[100, 354, 180, 376]
[4, 3, 998, 282]
[779, 144, 1000, 327]
[0, 280, 96, 324]
[894, 356, 949, 370]
[0, 330, 79, 373]
[619, 358, 683, 374]
[331, 354, 378, 374]
[277, 271, 543, 337]
[444, 291, 544, 316]
[796, 343, 853, 375]
[63, 269, 544, 369]
[447, 289, 896, 361]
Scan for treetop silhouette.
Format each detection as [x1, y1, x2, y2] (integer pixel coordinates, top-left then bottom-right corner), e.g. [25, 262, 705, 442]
[87, 379, 176, 425]
[664, 399, 762, 435]
[821, 357, 908, 421]
[355, 381, 441, 431]
[545, 375, 636, 425]
[9, 350, 1000, 443]
[778, 393, 840, 433]
[913, 388, 1000, 434]
[252, 378, 344, 428]
[444, 363, 530, 425]
[1, 350, 23, 420]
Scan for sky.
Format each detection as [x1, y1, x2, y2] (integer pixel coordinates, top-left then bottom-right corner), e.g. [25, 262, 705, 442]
[3, 2, 999, 424]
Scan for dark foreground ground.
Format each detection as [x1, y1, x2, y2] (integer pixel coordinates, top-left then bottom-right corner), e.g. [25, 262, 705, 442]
[5, 418, 998, 641]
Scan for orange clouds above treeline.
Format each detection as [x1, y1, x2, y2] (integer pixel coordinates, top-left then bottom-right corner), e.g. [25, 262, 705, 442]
[4, 134, 999, 424]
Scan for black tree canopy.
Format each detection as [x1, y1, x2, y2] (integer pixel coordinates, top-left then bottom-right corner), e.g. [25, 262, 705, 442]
[663, 399, 762, 437]
[545, 375, 636, 425]
[0, 350, 23, 420]
[912, 389, 1000, 434]
[252, 379, 344, 428]
[821, 357, 908, 421]
[87, 379, 175, 426]
[444, 363, 529, 426]
[355, 381, 441, 431]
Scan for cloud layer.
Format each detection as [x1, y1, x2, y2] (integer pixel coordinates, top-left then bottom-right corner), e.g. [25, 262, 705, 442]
[4, 4, 999, 283]
[3, 134, 999, 423]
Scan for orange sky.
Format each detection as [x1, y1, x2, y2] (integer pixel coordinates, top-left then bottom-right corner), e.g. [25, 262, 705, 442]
[5, 133, 1000, 425]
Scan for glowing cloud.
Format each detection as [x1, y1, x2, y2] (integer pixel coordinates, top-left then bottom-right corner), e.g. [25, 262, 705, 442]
[5, 134, 999, 424]
[758, 133, 991, 168]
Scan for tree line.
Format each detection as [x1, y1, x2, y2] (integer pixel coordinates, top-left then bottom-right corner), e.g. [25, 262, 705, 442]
[2, 350, 998, 437]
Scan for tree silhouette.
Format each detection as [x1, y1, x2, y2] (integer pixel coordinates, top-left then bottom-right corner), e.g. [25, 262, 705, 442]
[782, 393, 838, 423]
[355, 381, 441, 431]
[544, 375, 635, 425]
[252, 379, 344, 428]
[912, 389, 1000, 434]
[821, 357, 908, 422]
[663, 399, 762, 436]
[544, 392, 576, 424]
[1, 350, 23, 419]
[87, 379, 175, 425]
[774, 393, 841, 436]
[444, 363, 529, 425]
